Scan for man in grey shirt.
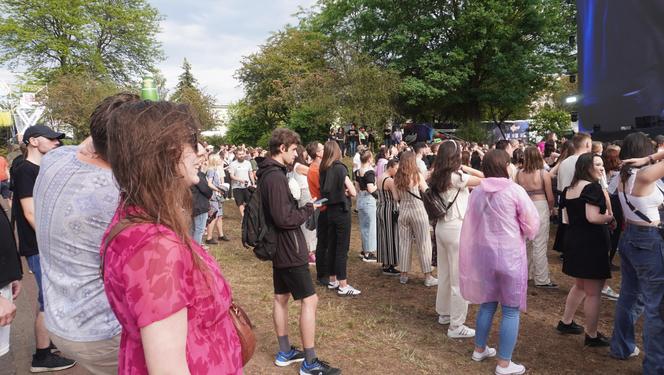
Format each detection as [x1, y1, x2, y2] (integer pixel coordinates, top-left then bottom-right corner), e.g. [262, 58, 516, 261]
[34, 93, 139, 374]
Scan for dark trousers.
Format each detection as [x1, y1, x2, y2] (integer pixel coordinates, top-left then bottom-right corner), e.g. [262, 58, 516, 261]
[326, 205, 351, 281]
[315, 210, 329, 280]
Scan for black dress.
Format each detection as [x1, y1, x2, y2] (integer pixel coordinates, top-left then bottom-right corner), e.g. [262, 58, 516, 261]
[560, 182, 611, 279]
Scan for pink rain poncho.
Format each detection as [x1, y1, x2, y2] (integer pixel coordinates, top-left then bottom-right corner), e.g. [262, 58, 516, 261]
[459, 177, 540, 311]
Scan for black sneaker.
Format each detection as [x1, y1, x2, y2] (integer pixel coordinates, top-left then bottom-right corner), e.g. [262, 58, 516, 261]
[358, 251, 366, 259]
[557, 320, 584, 335]
[362, 253, 377, 263]
[535, 282, 559, 289]
[585, 332, 610, 347]
[218, 235, 231, 242]
[299, 357, 341, 375]
[382, 266, 400, 276]
[205, 238, 219, 245]
[30, 352, 76, 373]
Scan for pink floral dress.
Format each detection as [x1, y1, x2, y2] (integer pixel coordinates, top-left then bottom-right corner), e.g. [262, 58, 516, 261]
[101, 207, 242, 374]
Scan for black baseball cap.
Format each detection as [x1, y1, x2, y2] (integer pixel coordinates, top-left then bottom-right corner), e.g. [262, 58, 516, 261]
[23, 125, 66, 144]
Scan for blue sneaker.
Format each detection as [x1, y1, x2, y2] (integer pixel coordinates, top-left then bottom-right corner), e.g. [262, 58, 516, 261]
[299, 358, 341, 375]
[274, 346, 305, 367]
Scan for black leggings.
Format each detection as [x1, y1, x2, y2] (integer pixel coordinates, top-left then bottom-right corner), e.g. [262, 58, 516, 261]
[326, 205, 351, 281]
[315, 210, 329, 279]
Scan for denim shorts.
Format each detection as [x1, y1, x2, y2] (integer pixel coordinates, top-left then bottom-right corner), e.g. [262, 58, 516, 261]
[26, 255, 44, 312]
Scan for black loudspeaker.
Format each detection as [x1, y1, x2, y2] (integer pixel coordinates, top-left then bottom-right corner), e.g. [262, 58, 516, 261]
[571, 112, 578, 122]
[635, 115, 659, 129]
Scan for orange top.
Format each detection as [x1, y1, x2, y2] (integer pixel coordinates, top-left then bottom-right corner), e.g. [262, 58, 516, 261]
[0, 156, 8, 181]
[307, 161, 326, 212]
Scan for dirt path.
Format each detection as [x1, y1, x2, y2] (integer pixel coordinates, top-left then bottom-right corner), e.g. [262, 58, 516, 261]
[7, 203, 643, 374]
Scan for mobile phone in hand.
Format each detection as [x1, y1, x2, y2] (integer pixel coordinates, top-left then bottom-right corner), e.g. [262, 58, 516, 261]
[314, 198, 328, 205]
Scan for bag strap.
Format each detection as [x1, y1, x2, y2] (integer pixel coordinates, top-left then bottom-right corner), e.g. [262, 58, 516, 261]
[622, 182, 653, 223]
[406, 189, 422, 200]
[99, 218, 136, 278]
[447, 188, 461, 209]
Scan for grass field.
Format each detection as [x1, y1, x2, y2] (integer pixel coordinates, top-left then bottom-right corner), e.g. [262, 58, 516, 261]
[213, 203, 643, 375]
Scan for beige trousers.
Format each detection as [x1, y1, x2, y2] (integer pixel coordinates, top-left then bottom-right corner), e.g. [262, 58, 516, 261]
[49, 332, 120, 375]
[527, 200, 551, 285]
[435, 219, 469, 328]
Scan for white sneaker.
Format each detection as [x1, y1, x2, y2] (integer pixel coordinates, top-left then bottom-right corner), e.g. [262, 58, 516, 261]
[424, 277, 438, 287]
[328, 280, 339, 290]
[337, 285, 361, 296]
[495, 361, 525, 375]
[630, 347, 640, 358]
[472, 347, 497, 362]
[602, 286, 619, 300]
[399, 275, 409, 284]
[438, 315, 450, 325]
[448, 324, 476, 339]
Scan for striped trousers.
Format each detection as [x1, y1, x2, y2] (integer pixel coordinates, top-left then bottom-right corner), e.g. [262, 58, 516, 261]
[397, 200, 433, 273]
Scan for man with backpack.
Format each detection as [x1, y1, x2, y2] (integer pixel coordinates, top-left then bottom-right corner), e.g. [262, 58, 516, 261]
[254, 128, 340, 375]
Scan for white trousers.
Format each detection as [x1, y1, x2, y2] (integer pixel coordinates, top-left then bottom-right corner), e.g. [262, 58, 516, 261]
[527, 200, 551, 285]
[435, 219, 469, 328]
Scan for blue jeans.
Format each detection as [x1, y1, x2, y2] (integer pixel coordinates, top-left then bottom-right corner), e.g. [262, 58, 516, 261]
[610, 225, 664, 374]
[26, 255, 44, 312]
[475, 302, 520, 361]
[357, 192, 377, 253]
[348, 140, 357, 157]
[191, 213, 209, 245]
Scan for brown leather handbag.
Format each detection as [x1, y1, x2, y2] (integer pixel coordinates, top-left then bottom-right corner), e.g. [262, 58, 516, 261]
[229, 301, 256, 365]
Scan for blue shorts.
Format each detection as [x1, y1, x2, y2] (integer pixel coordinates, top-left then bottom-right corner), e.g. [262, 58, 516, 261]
[26, 255, 44, 312]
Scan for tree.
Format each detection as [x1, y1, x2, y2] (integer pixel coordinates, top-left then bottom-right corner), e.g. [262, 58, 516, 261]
[41, 71, 123, 141]
[309, 0, 575, 123]
[0, 0, 163, 84]
[171, 59, 219, 131]
[529, 106, 572, 138]
[233, 28, 398, 144]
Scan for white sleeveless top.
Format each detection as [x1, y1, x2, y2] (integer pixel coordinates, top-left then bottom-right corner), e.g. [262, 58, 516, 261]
[619, 172, 664, 223]
[293, 162, 309, 190]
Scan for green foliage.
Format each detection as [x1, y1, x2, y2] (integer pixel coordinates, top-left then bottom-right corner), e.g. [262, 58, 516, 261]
[41, 71, 126, 142]
[170, 59, 219, 131]
[309, 0, 575, 123]
[201, 135, 226, 148]
[530, 106, 572, 138]
[233, 28, 398, 144]
[456, 121, 490, 143]
[0, 0, 163, 84]
[225, 100, 272, 147]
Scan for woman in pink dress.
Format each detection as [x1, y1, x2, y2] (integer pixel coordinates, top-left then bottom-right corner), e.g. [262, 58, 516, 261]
[101, 101, 243, 374]
[459, 150, 539, 375]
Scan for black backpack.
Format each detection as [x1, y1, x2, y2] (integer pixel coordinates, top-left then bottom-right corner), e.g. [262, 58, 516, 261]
[241, 170, 277, 261]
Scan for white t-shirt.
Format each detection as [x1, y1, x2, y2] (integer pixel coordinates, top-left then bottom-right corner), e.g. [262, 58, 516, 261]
[352, 153, 361, 172]
[438, 171, 470, 223]
[416, 157, 427, 175]
[229, 160, 253, 189]
[557, 154, 580, 191]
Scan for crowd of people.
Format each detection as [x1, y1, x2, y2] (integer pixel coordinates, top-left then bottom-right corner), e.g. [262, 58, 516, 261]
[0, 93, 662, 375]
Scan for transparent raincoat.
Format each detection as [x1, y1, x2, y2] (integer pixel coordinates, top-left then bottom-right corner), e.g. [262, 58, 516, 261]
[459, 177, 540, 311]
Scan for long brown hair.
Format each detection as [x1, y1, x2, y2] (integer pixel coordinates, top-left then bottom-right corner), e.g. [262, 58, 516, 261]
[394, 151, 420, 191]
[522, 146, 544, 173]
[107, 101, 199, 243]
[430, 140, 461, 192]
[320, 140, 341, 172]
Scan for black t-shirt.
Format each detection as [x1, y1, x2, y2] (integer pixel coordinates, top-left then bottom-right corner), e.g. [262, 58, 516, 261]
[0, 209, 22, 288]
[346, 129, 359, 143]
[11, 159, 39, 257]
[191, 171, 213, 216]
[358, 170, 376, 191]
[383, 128, 392, 140]
[320, 161, 350, 210]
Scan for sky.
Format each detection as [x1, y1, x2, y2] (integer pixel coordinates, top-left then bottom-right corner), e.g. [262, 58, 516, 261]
[0, 0, 318, 104]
